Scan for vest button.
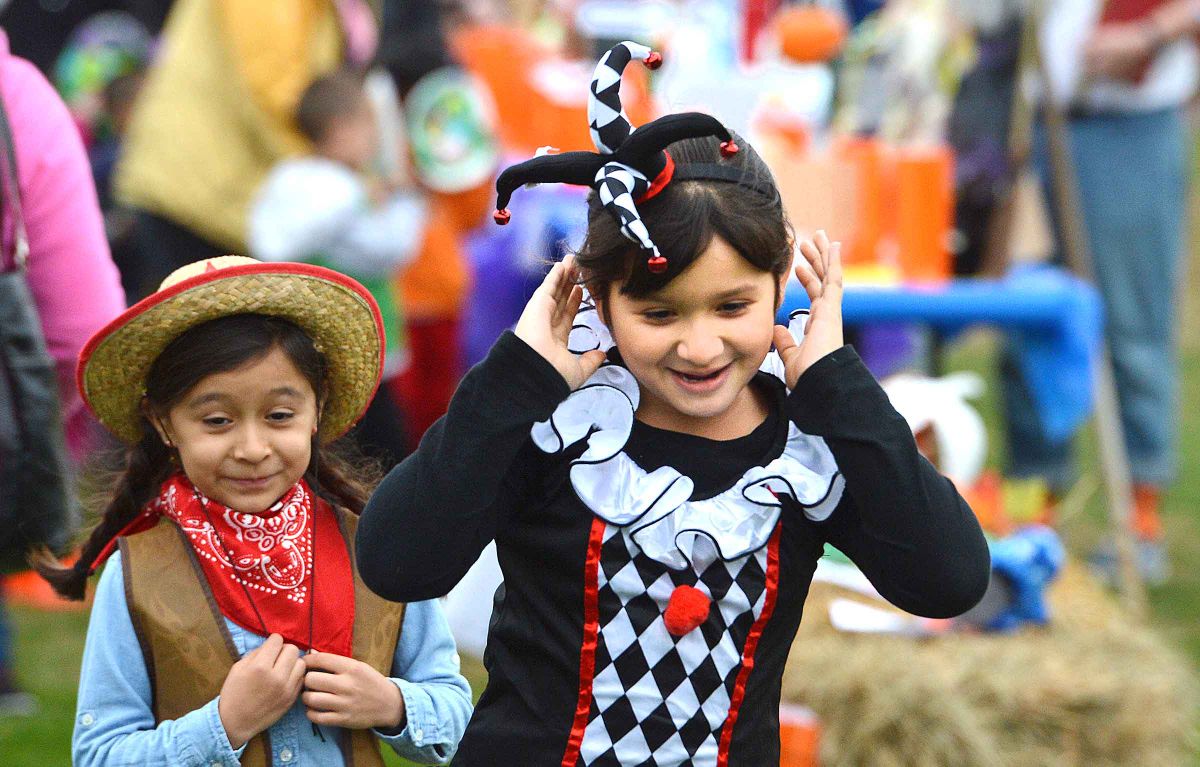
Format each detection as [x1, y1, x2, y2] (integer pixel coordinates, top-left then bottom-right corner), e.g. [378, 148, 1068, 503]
[413, 728, 424, 741]
[80, 713, 95, 726]
[280, 748, 294, 762]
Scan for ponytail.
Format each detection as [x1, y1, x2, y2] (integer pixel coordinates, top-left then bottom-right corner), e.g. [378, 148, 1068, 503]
[31, 425, 173, 600]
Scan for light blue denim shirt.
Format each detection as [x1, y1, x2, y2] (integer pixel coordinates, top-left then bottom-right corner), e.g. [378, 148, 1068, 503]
[73, 551, 472, 767]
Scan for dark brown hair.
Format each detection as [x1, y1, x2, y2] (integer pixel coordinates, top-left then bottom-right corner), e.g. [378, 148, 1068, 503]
[296, 67, 369, 144]
[576, 132, 793, 300]
[34, 314, 379, 600]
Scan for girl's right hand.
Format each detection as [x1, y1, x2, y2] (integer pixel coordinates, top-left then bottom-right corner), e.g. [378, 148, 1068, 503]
[218, 634, 306, 749]
[513, 254, 607, 390]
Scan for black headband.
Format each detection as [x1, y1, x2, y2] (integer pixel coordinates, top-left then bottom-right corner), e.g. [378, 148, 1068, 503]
[671, 163, 781, 206]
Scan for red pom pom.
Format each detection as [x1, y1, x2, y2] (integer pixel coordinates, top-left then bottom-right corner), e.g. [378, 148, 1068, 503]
[720, 140, 740, 158]
[643, 51, 664, 70]
[493, 209, 511, 225]
[647, 255, 668, 273]
[664, 585, 711, 636]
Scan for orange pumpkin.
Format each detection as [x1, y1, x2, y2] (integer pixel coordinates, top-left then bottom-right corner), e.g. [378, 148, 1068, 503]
[775, 6, 848, 63]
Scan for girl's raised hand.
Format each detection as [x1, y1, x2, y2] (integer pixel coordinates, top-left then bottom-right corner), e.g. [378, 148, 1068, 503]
[773, 230, 844, 390]
[301, 651, 406, 731]
[218, 633, 306, 748]
[513, 254, 607, 390]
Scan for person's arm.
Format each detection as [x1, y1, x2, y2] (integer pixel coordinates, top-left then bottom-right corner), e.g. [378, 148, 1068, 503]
[1084, 0, 1200, 81]
[787, 348, 991, 618]
[248, 162, 364, 264]
[73, 552, 247, 767]
[323, 191, 428, 278]
[357, 331, 568, 601]
[250, 164, 426, 279]
[1146, 0, 1200, 44]
[373, 599, 473, 764]
[773, 232, 988, 618]
[357, 256, 604, 602]
[3, 55, 124, 455]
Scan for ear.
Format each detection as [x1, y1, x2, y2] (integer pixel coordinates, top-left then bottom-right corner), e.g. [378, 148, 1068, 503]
[313, 395, 326, 435]
[140, 398, 173, 447]
[774, 268, 791, 313]
[588, 282, 613, 328]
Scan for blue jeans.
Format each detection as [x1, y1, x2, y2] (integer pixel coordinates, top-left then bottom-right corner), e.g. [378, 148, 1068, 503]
[1002, 107, 1187, 489]
[0, 590, 11, 673]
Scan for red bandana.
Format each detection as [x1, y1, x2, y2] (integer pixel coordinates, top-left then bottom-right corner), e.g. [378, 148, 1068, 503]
[149, 474, 355, 656]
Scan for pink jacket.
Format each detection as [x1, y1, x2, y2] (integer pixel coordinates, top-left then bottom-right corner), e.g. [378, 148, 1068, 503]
[0, 31, 125, 458]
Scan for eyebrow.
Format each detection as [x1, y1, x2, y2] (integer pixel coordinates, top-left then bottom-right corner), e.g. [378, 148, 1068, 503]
[711, 284, 758, 301]
[185, 386, 305, 409]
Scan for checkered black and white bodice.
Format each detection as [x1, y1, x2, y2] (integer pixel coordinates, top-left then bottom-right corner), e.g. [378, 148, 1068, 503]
[528, 307, 843, 767]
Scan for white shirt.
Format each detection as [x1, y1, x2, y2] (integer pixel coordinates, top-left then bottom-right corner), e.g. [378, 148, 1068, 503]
[249, 157, 427, 279]
[1039, 0, 1199, 112]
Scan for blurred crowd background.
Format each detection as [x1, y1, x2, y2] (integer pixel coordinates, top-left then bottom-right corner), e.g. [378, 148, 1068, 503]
[1, 0, 1199, 763]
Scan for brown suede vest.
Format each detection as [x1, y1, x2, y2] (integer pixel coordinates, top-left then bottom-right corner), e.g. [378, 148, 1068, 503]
[120, 508, 406, 767]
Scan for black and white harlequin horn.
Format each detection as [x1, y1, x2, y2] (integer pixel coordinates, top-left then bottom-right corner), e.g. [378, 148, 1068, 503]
[492, 42, 739, 275]
[594, 160, 661, 267]
[588, 40, 661, 155]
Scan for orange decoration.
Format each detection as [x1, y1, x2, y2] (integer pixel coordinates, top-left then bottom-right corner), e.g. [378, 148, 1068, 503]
[452, 23, 655, 155]
[775, 6, 848, 64]
[895, 145, 954, 282]
[2, 553, 88, 611]
[779, 703, 822, 766]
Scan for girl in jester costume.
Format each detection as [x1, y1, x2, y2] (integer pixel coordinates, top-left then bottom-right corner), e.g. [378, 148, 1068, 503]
[358, 42, 990, 766]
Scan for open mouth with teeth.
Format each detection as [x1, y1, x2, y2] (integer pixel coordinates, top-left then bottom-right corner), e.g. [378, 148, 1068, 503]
[679, 370, 722, 382]
[670, 364, 731, 388]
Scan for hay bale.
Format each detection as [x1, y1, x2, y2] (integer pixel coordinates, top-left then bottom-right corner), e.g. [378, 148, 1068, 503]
[782, 563, 1198, 766]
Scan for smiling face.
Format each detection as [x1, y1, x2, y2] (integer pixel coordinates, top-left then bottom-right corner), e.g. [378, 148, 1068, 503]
[150, 346, 320, 514]
[601, 235, 786, 440]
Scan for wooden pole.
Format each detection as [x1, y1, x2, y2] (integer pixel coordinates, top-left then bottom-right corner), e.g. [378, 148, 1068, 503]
[1025, 1, 1147, 617]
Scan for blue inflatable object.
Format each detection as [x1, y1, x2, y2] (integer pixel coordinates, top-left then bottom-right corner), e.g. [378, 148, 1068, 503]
[985, 525, 1066, 632]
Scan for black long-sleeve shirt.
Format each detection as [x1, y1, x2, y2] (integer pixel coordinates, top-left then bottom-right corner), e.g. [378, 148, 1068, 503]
[358, 332, 989, 766]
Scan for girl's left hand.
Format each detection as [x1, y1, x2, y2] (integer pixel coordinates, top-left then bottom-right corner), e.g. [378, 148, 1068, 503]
[773, 230, 844, 390]
[302, 651, 406, 731]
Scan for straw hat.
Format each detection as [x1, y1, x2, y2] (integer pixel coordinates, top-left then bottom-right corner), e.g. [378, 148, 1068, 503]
[78, 256, 384, 444]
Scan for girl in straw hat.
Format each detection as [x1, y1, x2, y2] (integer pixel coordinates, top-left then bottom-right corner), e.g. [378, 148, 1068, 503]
[35, 257, 471, 766]
[356, 42, 990, 766]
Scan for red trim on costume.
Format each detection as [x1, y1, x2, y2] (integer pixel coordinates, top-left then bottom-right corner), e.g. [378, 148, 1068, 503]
[716, 524, 782, 766]
[561, 518, 607, 767]
[636, 152, 676, 203]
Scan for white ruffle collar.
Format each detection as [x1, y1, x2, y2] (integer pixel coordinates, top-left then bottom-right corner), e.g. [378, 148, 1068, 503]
[531, 300, 844, 572]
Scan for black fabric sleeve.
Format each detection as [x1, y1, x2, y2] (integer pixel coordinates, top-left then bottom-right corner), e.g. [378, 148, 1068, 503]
[785, 346, 991, 618]
[356, 331, 571, 602]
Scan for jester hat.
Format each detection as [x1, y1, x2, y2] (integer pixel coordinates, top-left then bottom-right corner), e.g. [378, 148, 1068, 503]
[492, 42, 743, 274]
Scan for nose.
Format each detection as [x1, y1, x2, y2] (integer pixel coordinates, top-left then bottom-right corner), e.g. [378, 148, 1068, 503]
[232, 423, 272, 463]
[676, 318, 724, 368]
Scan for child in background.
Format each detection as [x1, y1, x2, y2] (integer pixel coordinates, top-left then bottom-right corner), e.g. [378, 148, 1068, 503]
[376, 1, 500, 450]
[37, 258, 471, 766]
[356, 42, 989, 765]
[250, 68, 424, 467]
